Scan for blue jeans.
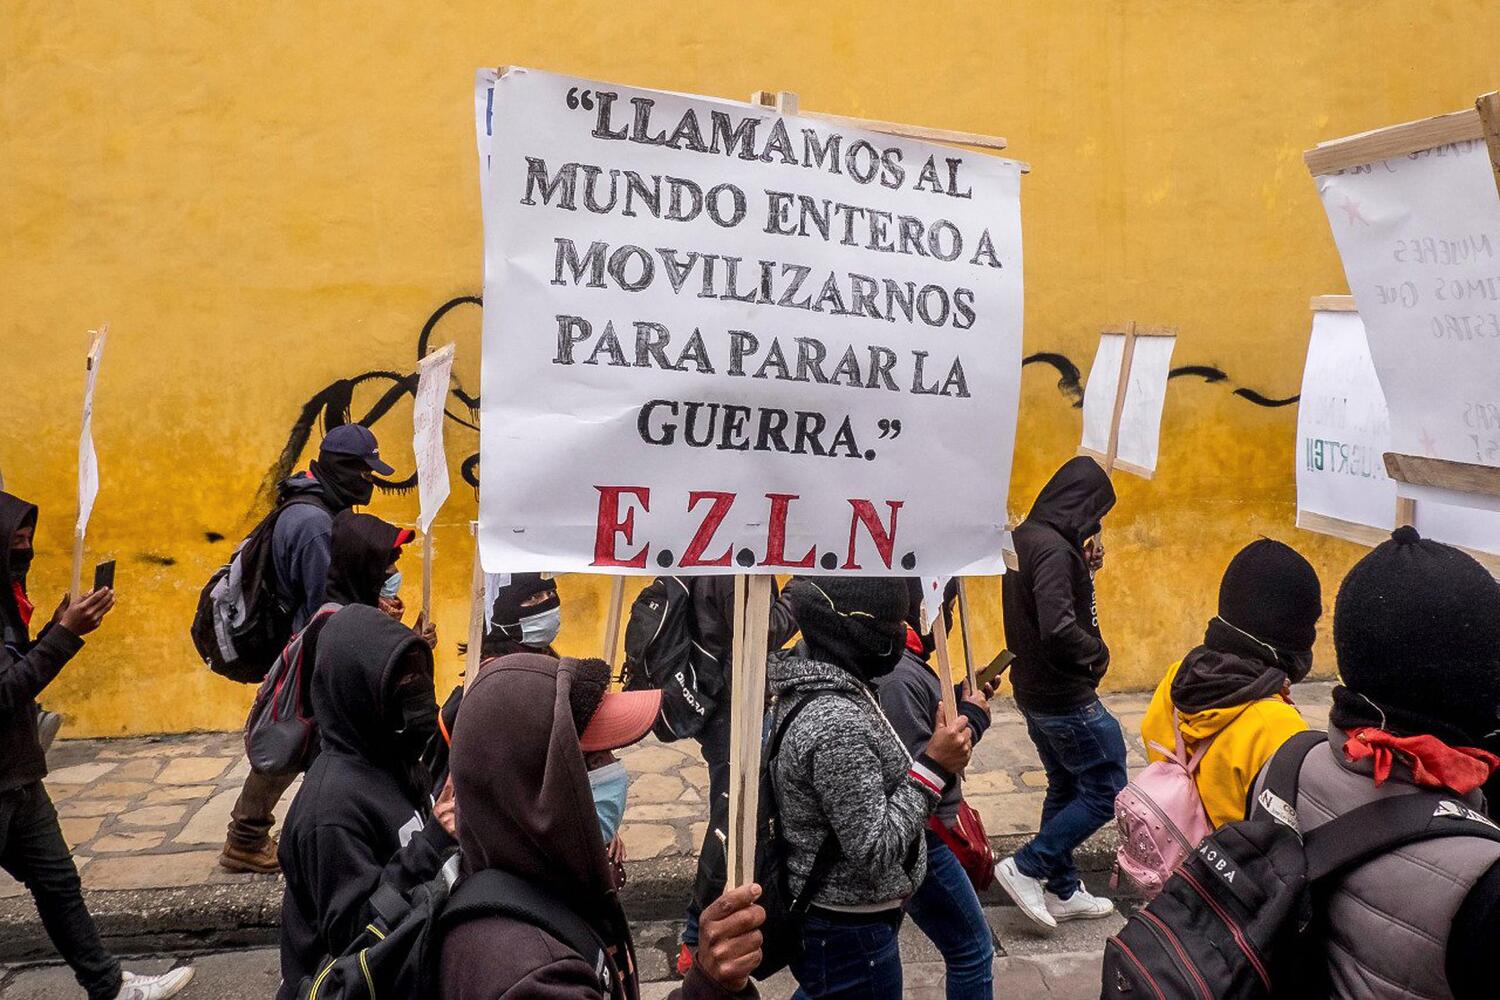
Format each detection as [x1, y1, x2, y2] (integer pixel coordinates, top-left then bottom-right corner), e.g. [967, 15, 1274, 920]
[1014, 698, 1128, 898]
[790, 911, 903, 1000]
[905, 831, 994, 1000]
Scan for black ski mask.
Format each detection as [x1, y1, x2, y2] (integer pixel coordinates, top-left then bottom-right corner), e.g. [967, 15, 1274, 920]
[389, 657, 440, 796]
[8, 546, 33, 585]
[311, 452, 376, 510]
[784, 577, 910, 682]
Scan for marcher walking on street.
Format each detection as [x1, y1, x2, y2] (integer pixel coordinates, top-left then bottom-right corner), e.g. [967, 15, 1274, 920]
[219, 425, 395, 875]
[997, 456, 1124, 929]
[1, 491, 195, 1000]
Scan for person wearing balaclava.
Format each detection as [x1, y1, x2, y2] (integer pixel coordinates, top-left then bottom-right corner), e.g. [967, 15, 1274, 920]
[440, 651, 764, 1000]
[480, 572, 562, 658]
[221, 510, 424, 876]
[275, 603, 454, 1000]
[996, 456, 1125, 931]
[769, 577, 972, 1000]
[0, 491, 195, 1000]
[1243, 528, 1500, 1000]
[1140, 538, 1321, 830]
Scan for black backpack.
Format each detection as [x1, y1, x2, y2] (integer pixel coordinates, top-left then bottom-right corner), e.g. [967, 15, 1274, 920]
[620, 577, 720, 742]
[300, 855, 624, 1000]
[750, 692, 845, 980]
[191, 495, 325, 684]
[1103, 731, 1500, 1000]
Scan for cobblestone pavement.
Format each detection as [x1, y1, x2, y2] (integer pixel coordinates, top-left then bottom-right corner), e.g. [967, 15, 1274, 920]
[1, 685, 1335, 900]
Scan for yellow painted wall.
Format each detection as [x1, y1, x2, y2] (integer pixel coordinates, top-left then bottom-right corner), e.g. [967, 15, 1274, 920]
[4, 1, 1497, 736]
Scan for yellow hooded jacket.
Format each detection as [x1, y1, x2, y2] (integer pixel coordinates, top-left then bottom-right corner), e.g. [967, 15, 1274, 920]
[1141, 661, 1309, 830]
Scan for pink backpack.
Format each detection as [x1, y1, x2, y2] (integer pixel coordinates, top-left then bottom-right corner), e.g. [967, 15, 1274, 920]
[1113, 711, 1216, 898]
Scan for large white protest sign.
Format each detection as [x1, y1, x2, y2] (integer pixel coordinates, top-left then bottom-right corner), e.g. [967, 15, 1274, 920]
[1313, 131, 1500, 510]
[413, 344, 456, 533]
[77, 327, 106, 534]
[1296, 302, 1499, 569]
[1079, 329, 1176, 478]
[475, 68, 1025, 576]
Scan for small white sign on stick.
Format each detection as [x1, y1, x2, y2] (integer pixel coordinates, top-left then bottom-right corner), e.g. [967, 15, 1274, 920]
[72, 325, 108, 599]
[1079, 327, 1176, 479]
[414, 343, 456, 618]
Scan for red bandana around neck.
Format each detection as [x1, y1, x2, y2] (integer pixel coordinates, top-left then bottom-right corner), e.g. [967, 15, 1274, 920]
[11, 581, 33, 627]
[904, 624, 926, 657]
[1344, 726, 1500, 795]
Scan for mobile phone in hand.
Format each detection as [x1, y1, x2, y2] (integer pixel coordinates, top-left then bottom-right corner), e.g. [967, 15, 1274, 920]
[92, 560, 116, 592]
[977, 649, 1016, 689]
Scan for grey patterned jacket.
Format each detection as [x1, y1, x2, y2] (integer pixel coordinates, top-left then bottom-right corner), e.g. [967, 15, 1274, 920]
[768, 652, 951, 908]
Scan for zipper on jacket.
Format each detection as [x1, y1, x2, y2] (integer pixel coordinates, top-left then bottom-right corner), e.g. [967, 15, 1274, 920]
[1109, 936, 1167, 1000]
[1178, 868, 1271, 989]
[1138, 911, 1212, 1000]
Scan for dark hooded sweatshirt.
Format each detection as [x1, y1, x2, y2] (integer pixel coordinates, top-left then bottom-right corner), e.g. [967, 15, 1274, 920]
[440, 653, 751, 1000]
[0, 493, 83, 793]
[270, 473, 341, 633]
[1002, 457, 1117, 713]
[276, 604, 453, 999]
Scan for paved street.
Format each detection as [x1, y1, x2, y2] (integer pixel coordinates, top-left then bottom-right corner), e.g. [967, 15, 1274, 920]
[0, 905, 1119, 998]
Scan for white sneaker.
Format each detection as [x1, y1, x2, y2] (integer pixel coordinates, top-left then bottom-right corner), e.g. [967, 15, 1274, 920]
[116, 967, 195, 999]
[995, 856, 1057, 929]
[1045, 886, 1116, 922]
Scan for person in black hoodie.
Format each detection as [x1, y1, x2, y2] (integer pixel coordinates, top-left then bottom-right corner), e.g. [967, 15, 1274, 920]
[996, 456, 1124, 930]
[275, 602, 454, 999]
[1, 491, 194, 999]
[221, 511, 421, 874]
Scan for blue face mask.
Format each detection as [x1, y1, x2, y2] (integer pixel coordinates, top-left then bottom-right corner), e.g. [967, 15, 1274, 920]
[381, 571, 402, 600]
[587, 760, 629, 843]
[519, 606, 562, 647]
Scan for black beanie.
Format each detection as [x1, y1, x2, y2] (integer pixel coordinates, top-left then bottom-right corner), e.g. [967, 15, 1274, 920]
[487, 573, 559, 642]
[1334, 526, 1500, 742]
[1218, 539, 1322, 654]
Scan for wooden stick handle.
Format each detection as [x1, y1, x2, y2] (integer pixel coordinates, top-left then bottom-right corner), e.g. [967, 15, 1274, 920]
[69, 529, 86, 602]
[725, 575, 750, 885]
[463, 538, 484, 691]
[1103, 322, 1138, 475]
[729, 574, 774, 888]
[421, 530, 435, 621]
[956, 578, 976, 689]
[602, 576, 626, 667]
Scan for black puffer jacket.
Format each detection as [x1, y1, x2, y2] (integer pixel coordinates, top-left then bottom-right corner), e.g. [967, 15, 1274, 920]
[1002, 458, 1116, 713]
[0, 493, 82, 793]
[276, 604, 452, 998]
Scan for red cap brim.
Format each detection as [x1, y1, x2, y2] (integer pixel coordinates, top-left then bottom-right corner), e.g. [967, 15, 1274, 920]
[579, 689, 663, 752]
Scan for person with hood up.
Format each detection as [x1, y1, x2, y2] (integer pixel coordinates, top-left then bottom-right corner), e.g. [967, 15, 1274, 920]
[216, 425, 395, 875]
[875, 579, 997, 1000]
[221, 510, 430, 874]
[440, 651, 765, 999]
[996, 456, 1124, 929]
[1140, 538, 1321, 828]
[275, 603, 455, 999]
[1243, 528, 1500, 999]
[0, 491, 194, 1000]
[770, 577, 973, 1000]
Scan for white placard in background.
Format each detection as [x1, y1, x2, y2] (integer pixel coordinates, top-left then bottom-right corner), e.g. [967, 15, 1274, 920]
[77, 329, 107, 533]
[1296, 306, 1499, 566]
[1079, 332, 1177, 478]
[1315, 138, 1500, 508]
[413, 343, 456, 533]
[476, 68, 1025, 577]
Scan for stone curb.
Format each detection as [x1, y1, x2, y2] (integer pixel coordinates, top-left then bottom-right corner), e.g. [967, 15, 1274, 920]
[0, 830, 1118, 960]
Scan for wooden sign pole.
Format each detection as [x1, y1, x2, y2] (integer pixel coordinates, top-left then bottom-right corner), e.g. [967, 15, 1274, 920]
[1102, 322, 1139, 476]
[929, 603, 960, 723]
[1476, 91, 1500, 201]
[463, 523, 484, 690]
[601, 576, 626, 669]
[421, 531, 435, 621]
[955, 579, 977, 690]
[71, 326, 108, 601]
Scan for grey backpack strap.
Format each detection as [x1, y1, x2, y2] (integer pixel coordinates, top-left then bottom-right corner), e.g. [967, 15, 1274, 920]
[1306, 793, 1500, 882]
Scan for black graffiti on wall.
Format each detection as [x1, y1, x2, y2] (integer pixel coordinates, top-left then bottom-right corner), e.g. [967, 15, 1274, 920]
[247, 294, 1299, 523]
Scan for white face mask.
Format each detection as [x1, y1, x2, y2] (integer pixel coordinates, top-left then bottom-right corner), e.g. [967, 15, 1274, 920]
[518, 606, 562, 647]
[381, 571, 403, 600]
[587, 760, 630, 843]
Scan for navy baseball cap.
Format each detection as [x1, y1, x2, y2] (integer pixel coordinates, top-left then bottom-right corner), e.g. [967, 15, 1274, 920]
[320, 424, 394, 475]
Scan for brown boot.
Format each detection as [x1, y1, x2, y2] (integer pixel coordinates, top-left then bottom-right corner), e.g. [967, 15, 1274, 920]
[219, 836, 280, 874]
